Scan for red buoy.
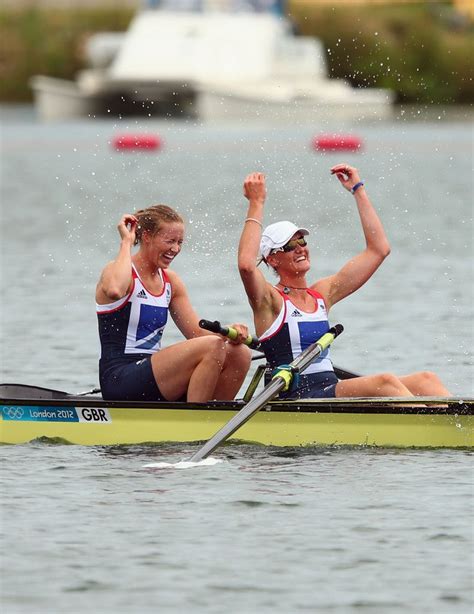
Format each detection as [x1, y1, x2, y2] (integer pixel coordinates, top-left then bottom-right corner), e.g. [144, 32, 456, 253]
[312, 134, 363, 152]
[112, 134, 163, 151]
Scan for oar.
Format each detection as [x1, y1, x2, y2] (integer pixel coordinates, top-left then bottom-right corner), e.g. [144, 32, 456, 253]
[189, 323, 344, 462]
[199, 319, 260, 349]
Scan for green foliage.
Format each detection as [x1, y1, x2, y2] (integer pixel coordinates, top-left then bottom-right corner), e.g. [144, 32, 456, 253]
[0, 4, 472, 103]
[0, 7, 134, 101]
[288, 2, 473, 104]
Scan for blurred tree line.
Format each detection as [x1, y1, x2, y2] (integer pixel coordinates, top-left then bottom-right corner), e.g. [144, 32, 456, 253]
[0, 2, 472, 103]
[288, 1, 473, 104]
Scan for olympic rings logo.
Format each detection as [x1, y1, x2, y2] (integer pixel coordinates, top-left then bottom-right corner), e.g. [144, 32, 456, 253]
[3, 407, 25, 419]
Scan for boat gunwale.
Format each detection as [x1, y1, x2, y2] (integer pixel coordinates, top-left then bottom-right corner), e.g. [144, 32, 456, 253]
[1, 395, 473, 416]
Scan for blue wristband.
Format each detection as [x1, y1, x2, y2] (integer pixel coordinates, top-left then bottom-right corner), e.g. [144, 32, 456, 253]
[351, 181, 365, 194]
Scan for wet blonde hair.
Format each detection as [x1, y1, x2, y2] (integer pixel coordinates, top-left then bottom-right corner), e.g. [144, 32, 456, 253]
[134, 204, 184, 246]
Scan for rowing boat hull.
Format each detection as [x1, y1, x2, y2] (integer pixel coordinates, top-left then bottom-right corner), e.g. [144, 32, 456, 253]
[1, 390, 472, 448]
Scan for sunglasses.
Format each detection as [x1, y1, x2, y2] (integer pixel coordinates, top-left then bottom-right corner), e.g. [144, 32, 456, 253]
[271, 237, 307, 254]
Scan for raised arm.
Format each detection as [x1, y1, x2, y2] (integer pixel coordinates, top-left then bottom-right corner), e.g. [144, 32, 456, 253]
[96, 214, 137, 304]
[238, 172, 273, 310]
[314, 164, 391, 309]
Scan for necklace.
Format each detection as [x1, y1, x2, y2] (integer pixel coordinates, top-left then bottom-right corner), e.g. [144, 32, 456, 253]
[277, 283, 308, 295]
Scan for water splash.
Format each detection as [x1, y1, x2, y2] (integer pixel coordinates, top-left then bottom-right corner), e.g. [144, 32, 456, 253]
[142, 457, 223, 469]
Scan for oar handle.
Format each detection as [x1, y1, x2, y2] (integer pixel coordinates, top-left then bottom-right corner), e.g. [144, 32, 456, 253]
[199, 319, 260, 350]
[317, 324, 344, 352]
[290, 324, 344, 373]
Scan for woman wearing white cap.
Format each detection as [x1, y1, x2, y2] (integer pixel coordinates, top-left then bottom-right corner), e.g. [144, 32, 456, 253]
[238, 165, 450, 399]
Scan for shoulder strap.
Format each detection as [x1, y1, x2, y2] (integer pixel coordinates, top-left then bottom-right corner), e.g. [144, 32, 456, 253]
[307, 288, 328, 310]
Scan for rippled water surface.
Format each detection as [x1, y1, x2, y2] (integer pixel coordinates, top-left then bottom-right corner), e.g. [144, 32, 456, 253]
[1, 106, 473, 612]
[1, 444, 473, 613]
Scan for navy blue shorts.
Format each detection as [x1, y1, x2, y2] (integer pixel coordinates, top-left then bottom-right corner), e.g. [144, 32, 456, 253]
[278, 370, 338, 400]
[99, 356, 166, 402]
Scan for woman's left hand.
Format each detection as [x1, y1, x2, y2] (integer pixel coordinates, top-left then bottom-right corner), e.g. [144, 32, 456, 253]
[227, 323, 250, 345]
[330, 164, 362, 192]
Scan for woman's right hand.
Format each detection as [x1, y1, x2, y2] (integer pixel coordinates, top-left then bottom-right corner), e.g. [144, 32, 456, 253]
[117, 214, 138, 243]
[243, 172, 266, 203]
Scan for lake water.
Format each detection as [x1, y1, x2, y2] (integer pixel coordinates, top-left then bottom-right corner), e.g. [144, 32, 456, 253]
[1, 105, 473, 613]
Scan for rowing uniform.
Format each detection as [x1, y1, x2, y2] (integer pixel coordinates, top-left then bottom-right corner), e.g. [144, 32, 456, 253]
[97, 265, 172, 400]
[259, 288, 338, 399]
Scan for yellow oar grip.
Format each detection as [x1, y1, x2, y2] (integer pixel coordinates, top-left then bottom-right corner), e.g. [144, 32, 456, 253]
[316, 331, 336, 352]
[227, 327, 238, 341]
[226, 326, 259, 349]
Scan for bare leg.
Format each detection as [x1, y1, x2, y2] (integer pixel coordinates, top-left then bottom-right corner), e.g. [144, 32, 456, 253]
[151, 336, 227, 402]
[336, 373, 414, 398]
[399, 372, 451, 396]
[213, 343, 252, 400]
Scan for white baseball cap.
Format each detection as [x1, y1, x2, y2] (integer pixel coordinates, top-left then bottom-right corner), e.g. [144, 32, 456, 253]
[260, 221, 309, 260]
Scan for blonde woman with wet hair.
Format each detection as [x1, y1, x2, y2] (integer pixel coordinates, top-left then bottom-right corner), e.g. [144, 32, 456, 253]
[96, 205, 251, 402]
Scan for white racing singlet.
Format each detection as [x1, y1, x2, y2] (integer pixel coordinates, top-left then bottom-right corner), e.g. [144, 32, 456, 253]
[97, 265, 172, 359]
[258, 288, 334, 375]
